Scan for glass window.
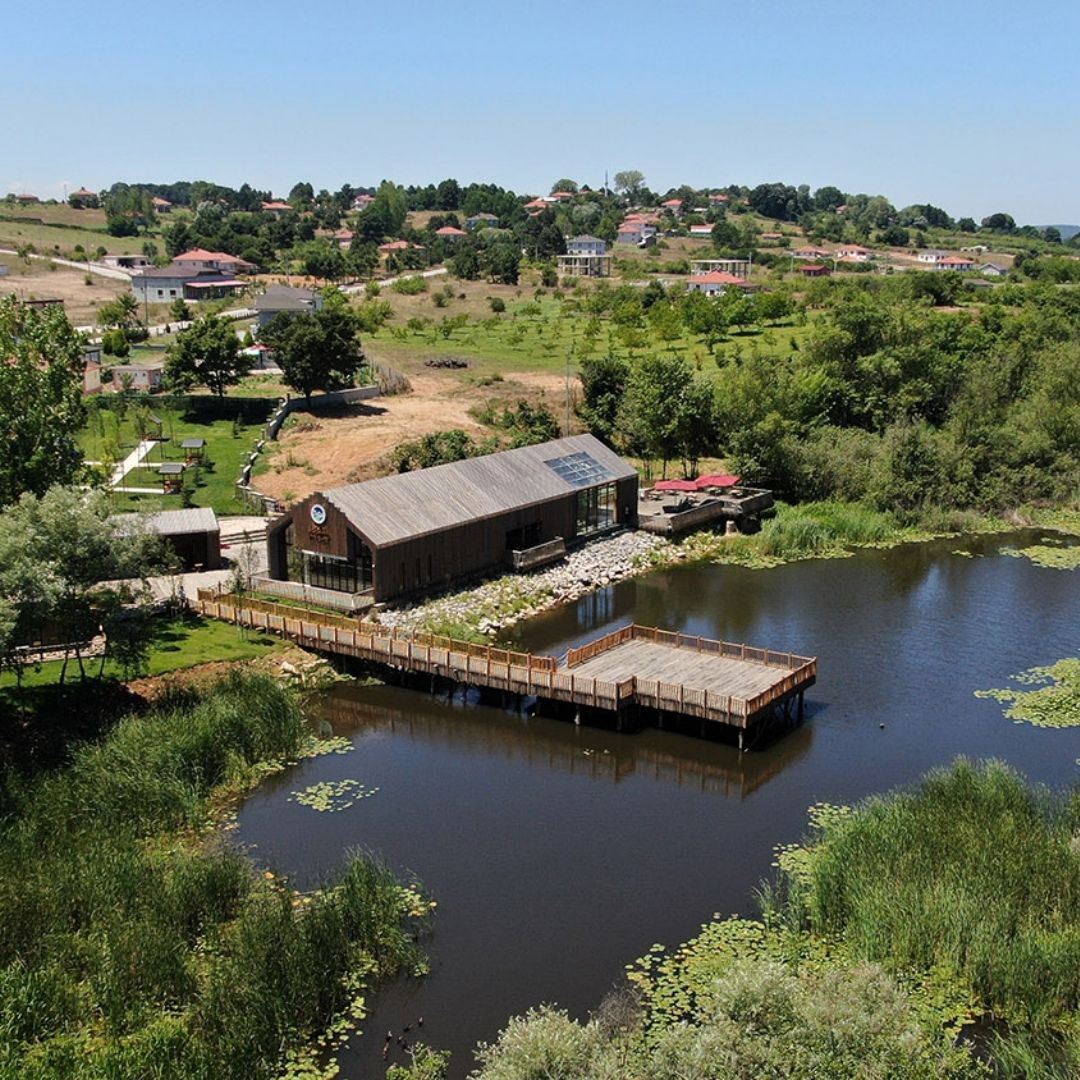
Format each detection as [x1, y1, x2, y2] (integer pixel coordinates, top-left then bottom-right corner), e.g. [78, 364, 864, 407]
[576, 482, 618, 535]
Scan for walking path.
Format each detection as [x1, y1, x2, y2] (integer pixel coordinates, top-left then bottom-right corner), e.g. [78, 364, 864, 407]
[110, 439, 157, 487]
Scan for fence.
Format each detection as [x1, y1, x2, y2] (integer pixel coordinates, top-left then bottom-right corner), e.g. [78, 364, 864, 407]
[195, 590, 812, 728]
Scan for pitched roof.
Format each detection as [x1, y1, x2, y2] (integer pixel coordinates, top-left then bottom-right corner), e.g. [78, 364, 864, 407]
[568, 234, 605, 244]
[255, 284, 319, 311]
[261, 200, 292, 210]
[317, 434, 636, 548]
[71, 187, 97, 197]
[174, 248, 252, 266]
[113, 508, 218, 537]
[661, 198, 682, 207]
[938, 255, 973, 265]
[435, 226, 467, 236]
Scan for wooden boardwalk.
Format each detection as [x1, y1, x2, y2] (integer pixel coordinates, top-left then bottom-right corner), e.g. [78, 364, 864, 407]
[196, 591, 816, 743]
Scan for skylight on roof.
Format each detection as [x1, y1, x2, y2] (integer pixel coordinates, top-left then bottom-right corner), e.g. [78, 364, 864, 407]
[543, 451, 612, 488]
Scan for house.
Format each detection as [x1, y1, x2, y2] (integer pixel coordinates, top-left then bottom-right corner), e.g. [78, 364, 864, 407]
[131, 264, 247, 304]
[546, 191, 575, 202]
[435, 226, 467, 239]
[69, 187, 98, 208]
[917, 249, 948, 264]
[261, 200, 292, 217]
[523, 197, 548, 212]
[689, 223, 714, 239]
[14, 194, 39, 205]
[332, 228, 354, 249]
[254, 284, 324, 329]
[708, 193, 730, 207]
[102, 254, 154, 271]
[109, 361, 165, 392]
[835, 244, 871, 261]
[687, 271, 759, 296]
[265, 434, 639, 604]
[690, 259, 750, 279]
[661, 198, 683, 216]
[616, 224, 655, 246]
[558, 238, 611, 278]
[352, 193, 375, 211]
[792, 246, 830, 260]
[934, 255, 975, 272]
[798, 263, 831, 278]
[465, 212, 499, 230]
[979, 262, 1008, 277]
[378, 240, 412, 254]
[960, 244, 989, 254]
[566, 235, 607, 256]
[116, 508, 221, 571]
[173, 249, 255, 274]
[151, 195, 172, 213]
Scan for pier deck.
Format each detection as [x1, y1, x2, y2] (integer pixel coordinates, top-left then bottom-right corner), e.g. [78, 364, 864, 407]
[195, 591, 816, 743]
[567, 640, 789, 701]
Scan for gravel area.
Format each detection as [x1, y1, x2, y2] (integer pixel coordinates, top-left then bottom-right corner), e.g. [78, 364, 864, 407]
[377, 529, 673, 635]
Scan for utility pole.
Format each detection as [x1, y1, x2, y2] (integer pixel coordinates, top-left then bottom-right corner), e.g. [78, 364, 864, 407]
[565, 348, 573, 435]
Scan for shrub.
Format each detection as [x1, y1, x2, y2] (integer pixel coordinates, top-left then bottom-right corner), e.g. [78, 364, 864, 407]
[489, 297, 506, 313]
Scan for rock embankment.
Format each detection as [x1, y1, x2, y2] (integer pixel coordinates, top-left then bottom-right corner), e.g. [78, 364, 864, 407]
[378, 529, 672, 635]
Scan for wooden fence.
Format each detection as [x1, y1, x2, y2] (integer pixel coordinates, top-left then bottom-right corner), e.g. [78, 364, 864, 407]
[196, 590, 813, 728]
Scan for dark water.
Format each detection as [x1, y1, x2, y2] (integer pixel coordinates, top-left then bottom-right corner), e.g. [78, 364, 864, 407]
[235, 531, 1080, 1077]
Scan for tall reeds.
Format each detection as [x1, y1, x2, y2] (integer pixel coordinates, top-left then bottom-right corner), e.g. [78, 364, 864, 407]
[0, 673, 424, 1079]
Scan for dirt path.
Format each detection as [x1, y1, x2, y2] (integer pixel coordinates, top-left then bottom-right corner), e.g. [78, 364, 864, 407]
[255, 371, 567, 501]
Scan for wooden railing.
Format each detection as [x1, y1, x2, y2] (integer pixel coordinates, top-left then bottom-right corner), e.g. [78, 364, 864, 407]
[196, 590, 814, 729]
[567, 624, 812, 673]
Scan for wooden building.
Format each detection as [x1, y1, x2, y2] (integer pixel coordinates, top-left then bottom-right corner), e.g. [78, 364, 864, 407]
[116, 508, 220, 571]
[266, 435, 639, 603]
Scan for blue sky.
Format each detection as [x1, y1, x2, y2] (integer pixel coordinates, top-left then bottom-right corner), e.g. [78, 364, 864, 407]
[4, 0, 1077, 223]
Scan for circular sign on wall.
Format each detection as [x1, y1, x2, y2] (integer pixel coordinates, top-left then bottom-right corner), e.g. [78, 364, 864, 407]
[310, 503, 327, 526]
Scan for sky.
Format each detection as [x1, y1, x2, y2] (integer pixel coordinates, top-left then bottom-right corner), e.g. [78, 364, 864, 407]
[3, 0, 1078, 224]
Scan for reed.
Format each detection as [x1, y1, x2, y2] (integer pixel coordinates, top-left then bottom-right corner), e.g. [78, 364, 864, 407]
[0, 673, 425, 1079]
[782, 760, 1080, 1034]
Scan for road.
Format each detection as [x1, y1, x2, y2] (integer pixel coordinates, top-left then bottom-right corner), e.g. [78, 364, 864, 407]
[0, 247, 131, 281]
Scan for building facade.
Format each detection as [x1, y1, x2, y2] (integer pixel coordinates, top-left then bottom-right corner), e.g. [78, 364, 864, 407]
[266, 435, 639, 603]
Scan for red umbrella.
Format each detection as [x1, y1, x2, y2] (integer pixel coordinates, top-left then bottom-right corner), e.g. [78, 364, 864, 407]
[653, 479, 698, 492]
[695, 473, 740, 489]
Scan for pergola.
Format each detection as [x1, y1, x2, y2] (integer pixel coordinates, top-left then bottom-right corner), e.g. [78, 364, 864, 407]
[181, 437, 206, 464]
[158, 462, 186, 495]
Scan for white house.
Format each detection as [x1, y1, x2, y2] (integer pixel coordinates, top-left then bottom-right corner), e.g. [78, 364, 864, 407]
[934, 255, 975, 272]
[686, 271, 759, 297]
[566, 235, 607, 256]
[835, 244, 871, 261]
[352, 193, 375, 211]
[979, 262, 1008, 277]
[689, 224, 714, 239]
[917, 249, 948, 264]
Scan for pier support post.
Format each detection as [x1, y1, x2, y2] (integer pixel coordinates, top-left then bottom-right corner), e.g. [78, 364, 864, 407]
[797, 690, 805, 724]
[738, 728, 745, 753]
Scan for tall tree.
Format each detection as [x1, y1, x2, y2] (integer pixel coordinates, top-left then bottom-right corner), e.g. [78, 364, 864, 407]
[613, 170, 645, 202]
[165, 315, 246, 398]
[0, 297, 87, 507]
[259, 307, 363, 406]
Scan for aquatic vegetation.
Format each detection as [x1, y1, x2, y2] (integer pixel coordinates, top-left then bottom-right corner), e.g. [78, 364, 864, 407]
[290, 779, 380, 813]
[976, 658, 1080, 728]
[0, 673, 428, 1079]
[1002, 543, 1080, 570]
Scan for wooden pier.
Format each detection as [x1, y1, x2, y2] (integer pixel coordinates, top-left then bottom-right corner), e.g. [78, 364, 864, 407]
[196, 591, 817, 747]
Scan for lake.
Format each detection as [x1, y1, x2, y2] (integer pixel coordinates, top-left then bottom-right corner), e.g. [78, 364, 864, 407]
[235, 530, 1080, 1077]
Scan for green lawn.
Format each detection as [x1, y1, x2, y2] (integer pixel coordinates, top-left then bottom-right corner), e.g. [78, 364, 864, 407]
[80, 408, 267, 515]
[0, 212, 158, 257]
[0, 615, 284, 692]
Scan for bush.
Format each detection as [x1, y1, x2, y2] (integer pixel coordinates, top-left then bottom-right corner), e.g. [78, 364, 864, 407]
[392, 275, 428, 295]
[489, 297, 506, 313]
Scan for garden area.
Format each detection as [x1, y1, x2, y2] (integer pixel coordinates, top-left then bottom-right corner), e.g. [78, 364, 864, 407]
[80, 396, 272, 515]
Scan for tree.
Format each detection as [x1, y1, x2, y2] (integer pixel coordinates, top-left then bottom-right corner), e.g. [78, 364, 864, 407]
[578, 355, 629, 443]
[0, 297, 87, 507]
[102, 184, 155, 237]
[165, 315, 246, 397]
[957, 217, 977, 232]
[169, 297, 192, 322]
[482, 242, 521, 285]
[96, 292, 140, 331]
[259, 307, 363, 406]
[549, 178, 578, 195]
[618, 354, 697, 476]
[613, 170, 645, 202]
[0, 487, 167, 684]
[981, 212, 1017, 233]
[1043, 226, 1063, 244]
[435, 178, 462, 210]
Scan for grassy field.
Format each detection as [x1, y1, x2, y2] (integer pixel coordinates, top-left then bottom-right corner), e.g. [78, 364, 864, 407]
[0, 203, 159, 256]
[361, 292, 815, 381]
[80, 406, 268, 515]
[0, 615, 284, 691]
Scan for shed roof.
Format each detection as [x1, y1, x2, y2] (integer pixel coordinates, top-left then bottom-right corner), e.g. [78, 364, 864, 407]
[316, 434, 636, 548]
[142, 508, 218, 535]
[255, 284, 318, 312]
